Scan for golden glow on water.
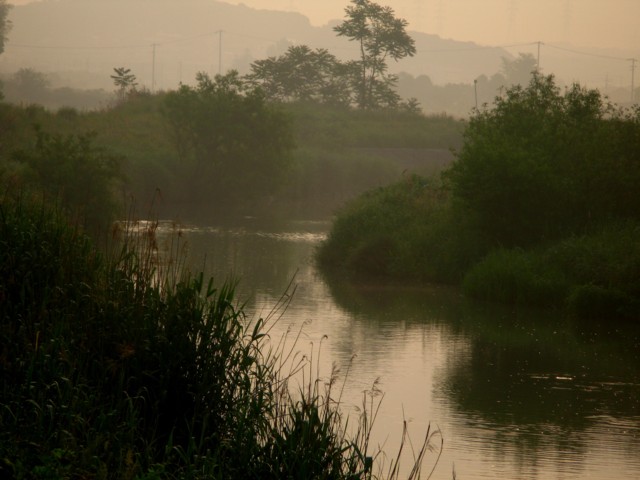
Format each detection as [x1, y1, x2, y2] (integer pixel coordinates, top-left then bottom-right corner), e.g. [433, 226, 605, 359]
[155, 220, 640, 480]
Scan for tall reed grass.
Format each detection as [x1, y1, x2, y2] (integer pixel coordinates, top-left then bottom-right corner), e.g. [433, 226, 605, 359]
[0, 194, 443, 479]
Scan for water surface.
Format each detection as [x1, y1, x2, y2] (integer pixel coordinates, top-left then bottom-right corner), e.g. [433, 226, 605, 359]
[155, 219, 640, 479]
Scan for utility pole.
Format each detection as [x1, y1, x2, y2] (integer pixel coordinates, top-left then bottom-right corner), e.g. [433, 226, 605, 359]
[630, 58, 637, 103]
[217, 30, 223, 75]
[151, 43, 157, 92]
[536, 41, 543, 72]
[474, 79, 478, 109]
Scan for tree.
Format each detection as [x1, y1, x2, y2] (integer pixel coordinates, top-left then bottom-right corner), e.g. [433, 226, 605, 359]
[446, 73, 640, 247]
[334, 0, 416, 109]
[1, 68, 51, 105]
[14, 129, 123, 230]
[0, 0, 11, 56]
[501, 53, 538, 87]
[110, 67, 138, 103]
[246, 45, 351, 106]
[163, 71, 294, 210]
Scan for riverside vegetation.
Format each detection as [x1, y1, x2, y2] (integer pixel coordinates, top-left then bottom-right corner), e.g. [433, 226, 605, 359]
[0, 194, 445, 479]
[0, 94, 451, 476]
[0, 46, 452, 480]
[0, 71, 462, 225]
[318, 74, 640, 321]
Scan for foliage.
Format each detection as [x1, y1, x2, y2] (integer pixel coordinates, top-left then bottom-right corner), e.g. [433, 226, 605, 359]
[548, 222, 640, 318]
[318, 74, 640, 318]
[0, 196, 440, 479]
[244, 0, 417, 111]
[247, 45, 352, 106]
[334, 0, 416, 109]
[317, 174, 483, 282]
[13, 128, 124, 231]
[446, 73, 640, 247]
[111, 67, 138, 103]
[462, 248, 569, 307]
[461, 221, 640, 318]
[6, 68, 51, 105]
[500, 53, 538, 87]
[163, 71, 294, 211]
[0, 90, 461, 222]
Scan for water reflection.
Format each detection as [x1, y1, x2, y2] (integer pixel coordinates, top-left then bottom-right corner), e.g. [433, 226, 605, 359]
[327, 278, 640, 479]
[156, 220, 640, 480]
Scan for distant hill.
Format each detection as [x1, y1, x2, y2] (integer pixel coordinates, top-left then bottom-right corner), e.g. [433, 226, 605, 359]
[0, 0, 511, 90]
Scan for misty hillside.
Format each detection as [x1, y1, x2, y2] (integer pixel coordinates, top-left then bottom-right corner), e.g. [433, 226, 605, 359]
[1, 0, 511, 91]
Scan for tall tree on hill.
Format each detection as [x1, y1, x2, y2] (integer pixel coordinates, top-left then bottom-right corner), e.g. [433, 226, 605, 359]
[334, 0, 416, 109]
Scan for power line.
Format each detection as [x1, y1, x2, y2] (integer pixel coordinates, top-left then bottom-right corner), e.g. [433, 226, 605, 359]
[6, 42, 151, 50]
[544, 43, 632, 62]
[417, 42, 537, 54]
[6, 30, 224, 51]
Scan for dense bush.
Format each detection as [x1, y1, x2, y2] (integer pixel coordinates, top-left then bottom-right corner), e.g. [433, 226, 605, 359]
[460, 222, 640, 318]
[13, 128, 123, 231]
[462, 248, 569, 307]
[317, 174, 488, 282]
[446, 74, 640, 247]
[163, 71, 294, 212]
[319, 75, 640, 319]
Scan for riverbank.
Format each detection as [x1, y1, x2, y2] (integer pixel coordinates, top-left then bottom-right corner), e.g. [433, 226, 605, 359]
[317, 172, 640, 321]
[317, 75, 640, 321]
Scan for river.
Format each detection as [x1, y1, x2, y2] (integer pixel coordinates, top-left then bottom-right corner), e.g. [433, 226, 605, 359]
[152, 218, 640, 480]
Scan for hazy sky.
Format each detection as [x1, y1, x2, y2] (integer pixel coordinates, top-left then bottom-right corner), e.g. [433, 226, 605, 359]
[225, 0, 639, 51]
[9, 0, 640, 52]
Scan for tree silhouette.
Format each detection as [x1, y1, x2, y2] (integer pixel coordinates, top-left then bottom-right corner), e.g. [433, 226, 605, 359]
[110, 67, 138, 102]
[334, 0, 416, 109]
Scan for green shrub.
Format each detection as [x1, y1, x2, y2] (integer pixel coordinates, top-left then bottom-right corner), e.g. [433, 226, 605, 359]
[462, 249, 569, 307]
[567, 284, 638, 320]
[13, 128, 124, 232]
[462, 223, 640, 317]
[318, 174, 488, 283]
[56, 106, 79, 121]
[447, 74, 640, 248]
[545, 222, 640, 290]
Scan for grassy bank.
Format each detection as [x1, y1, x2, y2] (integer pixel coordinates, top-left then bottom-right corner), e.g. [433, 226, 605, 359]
[0, 195, 441, 479]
